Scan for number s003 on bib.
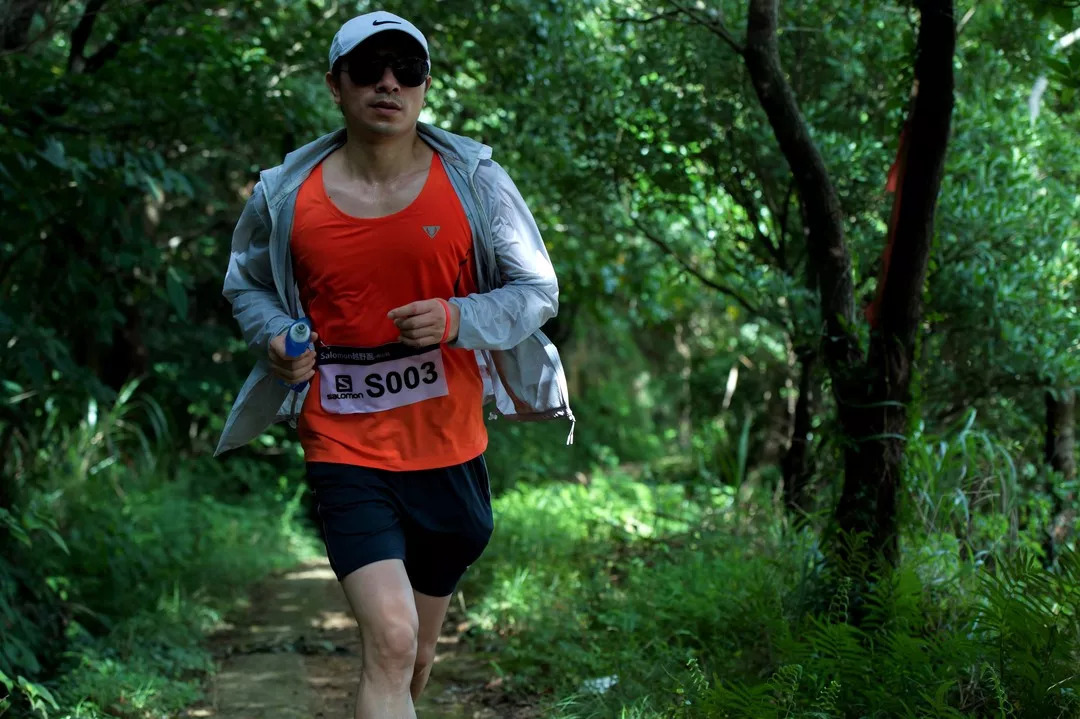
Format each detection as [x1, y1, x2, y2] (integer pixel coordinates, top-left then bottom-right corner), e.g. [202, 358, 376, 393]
[316, 343, 449, 414]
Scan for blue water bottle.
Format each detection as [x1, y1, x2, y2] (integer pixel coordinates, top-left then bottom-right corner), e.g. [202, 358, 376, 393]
[283, 318, 313, 392]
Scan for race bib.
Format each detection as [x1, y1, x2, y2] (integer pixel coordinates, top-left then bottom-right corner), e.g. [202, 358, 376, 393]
[317, 343, 449, 414]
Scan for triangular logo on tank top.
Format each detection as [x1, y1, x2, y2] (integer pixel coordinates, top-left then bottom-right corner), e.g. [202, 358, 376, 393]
[423, 225, 440, 238]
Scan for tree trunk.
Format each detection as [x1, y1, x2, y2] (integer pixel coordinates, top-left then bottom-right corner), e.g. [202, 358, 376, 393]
[740, 0, 955, 569]
[782, 220, 820, 521]
[835, 0, 955, 567]
[1046, 388, 1077, 480]
[101, 306, 147, 391]
[782, 346, 817, 520]
[1045, 388, 1076, 554]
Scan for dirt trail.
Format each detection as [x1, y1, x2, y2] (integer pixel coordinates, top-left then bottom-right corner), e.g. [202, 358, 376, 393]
[183, 560, 538, 719]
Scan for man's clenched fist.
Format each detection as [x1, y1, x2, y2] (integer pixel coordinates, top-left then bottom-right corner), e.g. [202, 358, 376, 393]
[268, 330, 320, 384]
[388, 299, 460, 347]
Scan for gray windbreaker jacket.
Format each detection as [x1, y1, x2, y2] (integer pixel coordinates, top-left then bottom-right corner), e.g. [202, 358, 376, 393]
[215, 122, 574, 456]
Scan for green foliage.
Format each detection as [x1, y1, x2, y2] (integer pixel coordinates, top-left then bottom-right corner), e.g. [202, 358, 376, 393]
[462, 471, 772, 707]
[2, 1, 1079, 716]
[0, 384, 317, 717]
[462, 462, 1080, 719]
[484, 317, 674, 491]
[903, 408, 1028, 557]
[666, 549, 1080, 718]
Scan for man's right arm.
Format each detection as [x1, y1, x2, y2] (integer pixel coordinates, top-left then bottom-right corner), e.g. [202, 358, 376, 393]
[222, 181, 294, 355]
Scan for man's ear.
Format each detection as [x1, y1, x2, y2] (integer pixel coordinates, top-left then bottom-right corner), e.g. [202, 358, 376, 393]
[326, 71, 342, 105]
[421, 75, 432, 106]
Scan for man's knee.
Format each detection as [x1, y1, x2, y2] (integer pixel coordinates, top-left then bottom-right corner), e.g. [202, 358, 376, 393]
[367, 619, 419, 676]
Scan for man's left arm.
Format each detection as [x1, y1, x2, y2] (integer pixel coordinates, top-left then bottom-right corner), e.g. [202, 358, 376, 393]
[391, 163, 558, 350]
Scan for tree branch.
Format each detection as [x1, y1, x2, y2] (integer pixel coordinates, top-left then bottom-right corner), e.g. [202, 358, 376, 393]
[668, 0, 746, 55]
[683, 184, 742, 277]
[931, 371, 1042, 426]
[633, 217, 765, 320]
[743, 0, 862, 381]
[612, 9, 684, 25]
[81, 0, 166, 74]
[711, 124, 793, 274]
[777, 177, 795, 265]
[68, 0, 108, 72]
[0, 0, 61, 54]
[724, 162, 786, 271]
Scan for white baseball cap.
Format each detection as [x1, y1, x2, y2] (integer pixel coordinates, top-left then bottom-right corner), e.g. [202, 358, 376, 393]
[328, 11, 429, 72]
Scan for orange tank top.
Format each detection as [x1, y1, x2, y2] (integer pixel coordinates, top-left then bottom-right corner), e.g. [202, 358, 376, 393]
[290, 153, 487, 471]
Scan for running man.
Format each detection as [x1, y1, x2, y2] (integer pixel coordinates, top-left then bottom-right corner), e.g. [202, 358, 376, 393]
[216, 10, 573, 719]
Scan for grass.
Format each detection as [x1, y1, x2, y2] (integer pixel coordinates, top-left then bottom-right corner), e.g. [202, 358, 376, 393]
[2, 452, 321, 718]
[459, 467, 793, 713]
[459, 462, 1080, 719]
[6, 386, 1077, 718]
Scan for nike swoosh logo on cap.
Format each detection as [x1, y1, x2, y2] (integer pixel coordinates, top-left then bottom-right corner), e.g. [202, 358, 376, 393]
[372, 20, 400, 25]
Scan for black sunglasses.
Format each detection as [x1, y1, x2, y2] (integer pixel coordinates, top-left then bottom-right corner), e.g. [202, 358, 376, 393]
[344, 53, 429, 88]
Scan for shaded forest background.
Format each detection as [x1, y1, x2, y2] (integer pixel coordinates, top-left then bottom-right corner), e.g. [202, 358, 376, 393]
[1, 0, 1079, 717]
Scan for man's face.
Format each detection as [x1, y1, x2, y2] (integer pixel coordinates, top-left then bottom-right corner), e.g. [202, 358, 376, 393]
[327, 33, 431, 137]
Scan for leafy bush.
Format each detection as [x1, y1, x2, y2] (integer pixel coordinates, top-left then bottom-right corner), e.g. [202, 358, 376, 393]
[462, 458, 1080, 719]
[0, 385, 317, 717]
[665, 549, 1080, 719]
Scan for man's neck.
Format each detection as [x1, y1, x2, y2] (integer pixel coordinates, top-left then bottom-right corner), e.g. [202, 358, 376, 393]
[340, 125, 425, 184]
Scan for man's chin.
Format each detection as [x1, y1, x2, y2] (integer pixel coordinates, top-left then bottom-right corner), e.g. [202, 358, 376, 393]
[349, 115, 414, 137]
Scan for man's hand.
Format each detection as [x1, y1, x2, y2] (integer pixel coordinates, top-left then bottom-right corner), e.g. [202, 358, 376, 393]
[388, 299, 460, 347]
[268, 330, 320, 384]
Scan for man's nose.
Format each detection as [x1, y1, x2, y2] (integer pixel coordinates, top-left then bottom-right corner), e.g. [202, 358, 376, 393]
[375, 65, 400, 92]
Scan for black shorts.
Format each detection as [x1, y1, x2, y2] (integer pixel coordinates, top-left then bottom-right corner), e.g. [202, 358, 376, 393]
[305, 455, 494, 597]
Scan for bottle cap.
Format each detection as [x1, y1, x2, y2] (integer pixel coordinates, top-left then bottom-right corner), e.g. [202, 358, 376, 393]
[288, 321, 311, 343]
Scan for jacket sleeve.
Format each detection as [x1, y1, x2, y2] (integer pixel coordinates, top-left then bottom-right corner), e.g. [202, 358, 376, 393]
[222, 181, 294, 355]
[448, 162, 559, 351]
